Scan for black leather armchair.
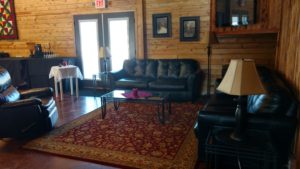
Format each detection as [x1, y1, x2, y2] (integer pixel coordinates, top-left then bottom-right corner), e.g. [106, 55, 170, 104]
[194, 66, 298, 168]
[0, 66, 58, 138]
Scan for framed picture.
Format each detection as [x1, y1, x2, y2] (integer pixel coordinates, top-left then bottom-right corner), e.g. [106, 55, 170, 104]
[180, 16, 200, 41]
[152, 13, 172, 38]
[0, 0, 18, 39]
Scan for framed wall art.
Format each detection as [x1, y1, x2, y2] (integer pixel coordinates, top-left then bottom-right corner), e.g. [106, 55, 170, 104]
[0, 0, 18, 39]
[152, 13, 172, 38]
[180, 16, 200, 41]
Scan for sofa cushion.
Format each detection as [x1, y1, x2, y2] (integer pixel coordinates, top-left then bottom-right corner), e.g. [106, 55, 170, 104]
[148, 79, 187, 91]
[0, 94, 8, 104]
[1, 86, 20, 103]
[115, 78, 151, 89]
[145, 60, 157, 78]
[157, 61, 168, 78]
[134, 60, 145, 77]
[246, 68, 295, 116]
[0, 67, 12, 93]
[123, 60, 136, 76]
[168, 62, 180, 78]
[179, 61, 196, 78]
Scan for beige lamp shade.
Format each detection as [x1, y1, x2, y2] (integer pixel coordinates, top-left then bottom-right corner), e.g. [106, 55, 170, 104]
[99, 47, 105, 58]
[217, 59, 266, 96]
[99, 47, 111, 59]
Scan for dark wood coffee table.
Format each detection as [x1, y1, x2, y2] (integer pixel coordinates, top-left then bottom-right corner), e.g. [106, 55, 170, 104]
[100, 90, 171, 124]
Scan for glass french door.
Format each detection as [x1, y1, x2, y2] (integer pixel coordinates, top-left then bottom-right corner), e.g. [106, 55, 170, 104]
[74, 12, 135, 80]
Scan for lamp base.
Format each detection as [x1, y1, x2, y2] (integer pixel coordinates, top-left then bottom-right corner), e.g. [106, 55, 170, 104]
[231, 96, 247, 142]
[215, 128, 271, 148]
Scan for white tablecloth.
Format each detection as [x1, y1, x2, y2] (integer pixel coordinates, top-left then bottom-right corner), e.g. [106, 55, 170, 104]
[49, 65, 83, 82]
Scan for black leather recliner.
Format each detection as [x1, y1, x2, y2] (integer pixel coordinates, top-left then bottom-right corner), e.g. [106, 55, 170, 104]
[0, 66, 58, 138]
[194, 66, 298, 168]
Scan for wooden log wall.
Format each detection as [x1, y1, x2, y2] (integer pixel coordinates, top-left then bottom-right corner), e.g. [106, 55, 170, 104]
[144, 0, 210, 59]
[0, 0, 282, 94]
[275, 0, 300, 168]
[209, 0, 282, 94]
[144, 0, 210, 94]
[209, 33, 278, 93]
[0, 0, 144, 57]
[275, 0, 300, 98]
[211, 0, 282, 34]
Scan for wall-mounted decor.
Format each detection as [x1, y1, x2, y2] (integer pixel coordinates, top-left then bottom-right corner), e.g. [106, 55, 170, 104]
[215, 0, 257, 27]
[180, 16, 200, 41]
[0, 0, 18, 39]
[152, 13, 172, 38]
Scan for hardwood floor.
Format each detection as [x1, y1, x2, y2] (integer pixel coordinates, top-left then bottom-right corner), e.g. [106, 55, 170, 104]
[0, 95, 205, 169]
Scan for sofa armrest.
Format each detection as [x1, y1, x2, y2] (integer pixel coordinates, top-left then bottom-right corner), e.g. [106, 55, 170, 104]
[187, 70, 202, 99]
[109, 69, 128, 81]
[0, 98, 44, 137]
[20, 87, 53, 99]
[1, 98, 42, 109]
[108, 69, 128, 88]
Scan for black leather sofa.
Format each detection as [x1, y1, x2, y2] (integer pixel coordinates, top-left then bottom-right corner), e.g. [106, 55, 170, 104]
[0, 66, 58, 138]
[194, 66, 298, 168]
[109, 59, 203, 101]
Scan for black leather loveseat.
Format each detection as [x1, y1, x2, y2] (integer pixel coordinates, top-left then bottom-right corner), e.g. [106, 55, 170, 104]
[0, 66, 58, 138]
[194, 66, 298, 168]
[109, 59, 203, 101]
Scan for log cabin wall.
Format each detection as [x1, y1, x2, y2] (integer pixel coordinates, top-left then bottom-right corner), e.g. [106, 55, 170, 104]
[0, 0, 144, 57]
[275, 0, 300, 168]
[144, 0, 210, 94]
[275, 0, 300, 99]
[210, 34, 278, 93]
[144, 0, 210, 60]
[209, 0, 282, 93]
[0, 0, 282, 94]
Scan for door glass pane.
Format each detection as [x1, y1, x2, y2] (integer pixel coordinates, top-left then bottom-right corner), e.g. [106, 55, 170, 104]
[108, 18, 129, 71]
[79, 20, 99, 79]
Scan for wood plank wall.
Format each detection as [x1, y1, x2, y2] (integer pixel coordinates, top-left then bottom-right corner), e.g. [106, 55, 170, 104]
[209, 0, 282, 94]
[0, 0, 282, 94]
[0, 0, 143, 57]
[275, 0, 300, 168]
[209, 34, 278, 93]
[144, 0, 210, 59]
[211, 0, 282, 34]
[144, 0, 210, 94]
[275, 0, 300, 98]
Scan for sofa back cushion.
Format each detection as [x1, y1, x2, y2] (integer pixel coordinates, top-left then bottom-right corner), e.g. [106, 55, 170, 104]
[145, 60, 157, 78]
[134, 60, 146, 77]
[123, 59, 199, 79]
[123, 59, 158, 78]
[157, 60, 169, 78]
[1, 86, 20, 103]
[123, 60, 136, 76]
[247, 69, 297, 117]
[0, 67, 12, 93]
[179, 60, 199, 78]
[157, 59, 198, 79]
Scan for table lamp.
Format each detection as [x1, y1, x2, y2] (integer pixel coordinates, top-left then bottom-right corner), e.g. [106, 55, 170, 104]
[99, 47, 111, 73]
[217, 59, 266, 141]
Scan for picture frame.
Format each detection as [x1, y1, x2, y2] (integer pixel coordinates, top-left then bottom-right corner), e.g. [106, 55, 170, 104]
[180, 16, 200, 41]
[0, 0, 18, 40]
[152, 13, 172, 38]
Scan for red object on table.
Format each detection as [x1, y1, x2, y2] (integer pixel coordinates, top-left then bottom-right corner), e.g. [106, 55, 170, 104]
[122, 90, 152, 99]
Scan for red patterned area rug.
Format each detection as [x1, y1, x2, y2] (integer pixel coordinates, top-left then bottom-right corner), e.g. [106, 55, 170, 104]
[23, 102, 201, 169]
